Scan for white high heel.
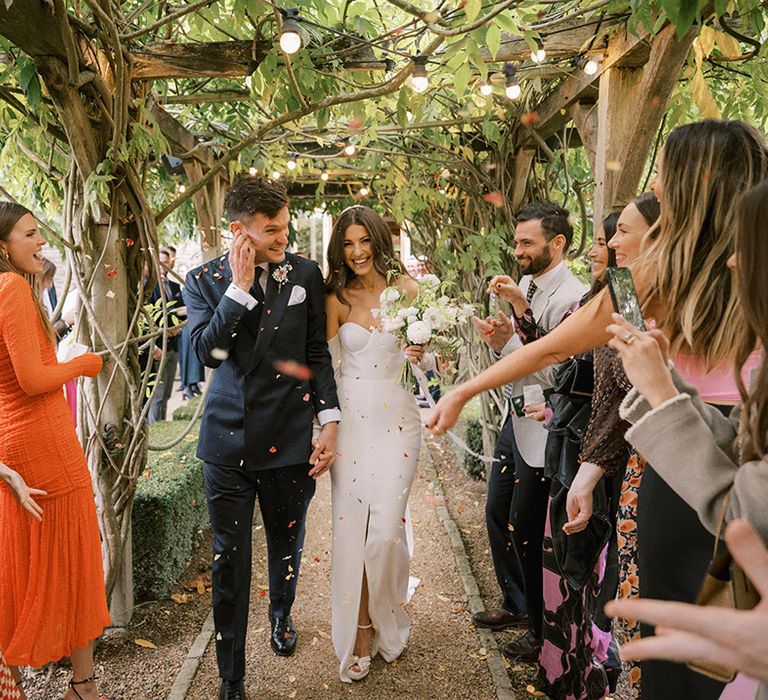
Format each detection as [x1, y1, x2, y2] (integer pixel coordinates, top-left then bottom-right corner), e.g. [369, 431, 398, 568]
[346, 624, 374, 681]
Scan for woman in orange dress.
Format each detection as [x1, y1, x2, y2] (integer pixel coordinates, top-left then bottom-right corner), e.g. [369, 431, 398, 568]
[0, 202, 110, 700]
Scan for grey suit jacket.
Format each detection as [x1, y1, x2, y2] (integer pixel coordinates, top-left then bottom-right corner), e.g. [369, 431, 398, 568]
[499, 263, 587, 467]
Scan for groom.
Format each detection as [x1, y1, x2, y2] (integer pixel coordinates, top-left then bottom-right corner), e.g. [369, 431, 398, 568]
[184, 174, 340, 700]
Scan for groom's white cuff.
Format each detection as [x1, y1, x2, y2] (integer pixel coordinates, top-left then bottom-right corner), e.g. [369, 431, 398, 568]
[225, 283, 257, 310]
[318, 408, 342, 425]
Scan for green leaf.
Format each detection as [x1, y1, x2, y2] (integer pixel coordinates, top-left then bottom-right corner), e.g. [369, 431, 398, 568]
[454, 62, 471, 99]
[464, 0, 481, 22]
[487, 23, 502, 60]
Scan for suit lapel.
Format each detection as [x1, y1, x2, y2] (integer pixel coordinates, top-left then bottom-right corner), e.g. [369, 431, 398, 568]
[246, 262, 294, 375]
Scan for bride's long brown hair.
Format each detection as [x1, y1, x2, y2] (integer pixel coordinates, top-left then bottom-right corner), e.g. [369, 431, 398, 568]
[0, 201, 55, 345]
[733, 180, 768, 461]
[325, 205, 407, 306]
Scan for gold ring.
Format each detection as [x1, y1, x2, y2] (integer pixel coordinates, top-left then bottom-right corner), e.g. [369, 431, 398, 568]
[624, 332, 636, 345]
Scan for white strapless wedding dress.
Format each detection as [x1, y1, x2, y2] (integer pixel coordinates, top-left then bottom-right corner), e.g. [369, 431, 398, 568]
[330, 324, 421, 682]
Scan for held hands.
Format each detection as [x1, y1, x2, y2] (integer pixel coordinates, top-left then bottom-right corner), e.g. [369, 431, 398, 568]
[472, 312, 513, 353]
[563, 462, 604, 535]
[606, 519, 768, 683]
[229, 230, 256, 293]
[606, 314, 678, 408]
[309, 422, 337, 479]
[0, 463, 47, 522]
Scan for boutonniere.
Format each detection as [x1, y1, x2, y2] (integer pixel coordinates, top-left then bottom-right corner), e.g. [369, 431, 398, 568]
[272, 262, 293, 293]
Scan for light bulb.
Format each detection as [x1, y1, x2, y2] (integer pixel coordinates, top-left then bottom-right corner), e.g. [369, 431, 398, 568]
[359, 187, 369, 196]
[584, 57, 600, 76]
[279, 12, 303, 55]
[531, 40, 546, 63]
[271, 170, 281, 180]
[410, 56, 429, 93]
[177, 183, 186, 193]
[478, 80, 493, 97]
[245, 74, 253, 89]
[287, 157, 297, 171]
[506, 83, 521, 100]
[344, 143, 356, 156]
[410, 74, 428, 93]
[320, 171, 329, 182]
[248, 166, 257, 176]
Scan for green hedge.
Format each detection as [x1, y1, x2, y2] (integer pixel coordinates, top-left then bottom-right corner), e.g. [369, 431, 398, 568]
[462, 416, 486, 480]
[132, 421, 208, 600]
[171, 395, 202, 422]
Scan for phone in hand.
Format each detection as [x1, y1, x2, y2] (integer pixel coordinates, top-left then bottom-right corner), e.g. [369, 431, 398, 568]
[604, 267, 646, 331]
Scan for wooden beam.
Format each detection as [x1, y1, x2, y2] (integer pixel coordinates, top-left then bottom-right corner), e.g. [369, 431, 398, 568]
[157, 90, 251, 105]
[132, 40, 385, 80]
[481, 15, 622, 64]
[518, 25, 653, 146]
[511, 149, 535, 211]
[570, 102, 599, 173]
[593, 22, 695, 224]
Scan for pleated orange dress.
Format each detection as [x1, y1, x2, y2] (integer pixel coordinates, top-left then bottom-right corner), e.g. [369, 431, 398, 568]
[0, 272, 110, 667]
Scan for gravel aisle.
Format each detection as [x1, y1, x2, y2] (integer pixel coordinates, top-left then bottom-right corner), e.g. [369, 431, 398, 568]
[186, 445, 497, 700]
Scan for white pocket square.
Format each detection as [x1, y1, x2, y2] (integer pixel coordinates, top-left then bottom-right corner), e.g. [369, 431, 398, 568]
[287, 285, 306, 306]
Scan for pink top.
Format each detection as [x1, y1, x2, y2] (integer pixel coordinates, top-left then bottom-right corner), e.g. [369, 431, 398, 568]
[674, 351, 763, 404]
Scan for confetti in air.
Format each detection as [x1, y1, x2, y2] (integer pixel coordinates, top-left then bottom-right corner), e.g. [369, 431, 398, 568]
[273, 359, 314, 380]
[211, 347, 229, 361]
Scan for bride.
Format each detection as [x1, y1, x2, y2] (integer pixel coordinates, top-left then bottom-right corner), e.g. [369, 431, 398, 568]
[324, 206, 425, 683]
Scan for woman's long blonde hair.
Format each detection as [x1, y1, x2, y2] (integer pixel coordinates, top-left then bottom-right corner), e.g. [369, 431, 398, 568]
[0, 201, 56, 346]
[733, 180, 768, 461]
[640, 120, 768, 369]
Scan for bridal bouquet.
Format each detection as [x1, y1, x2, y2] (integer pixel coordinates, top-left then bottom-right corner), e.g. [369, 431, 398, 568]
[375, 274, 474, 389]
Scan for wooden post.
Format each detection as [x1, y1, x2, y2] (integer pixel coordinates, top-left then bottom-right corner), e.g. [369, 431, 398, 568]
[592, 23, 695, 226]
[510, 148, 535, 211]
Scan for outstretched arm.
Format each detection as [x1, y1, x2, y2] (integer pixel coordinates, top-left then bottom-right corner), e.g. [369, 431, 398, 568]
[0, 274, 101, 396]
[427, 289, 614, 433]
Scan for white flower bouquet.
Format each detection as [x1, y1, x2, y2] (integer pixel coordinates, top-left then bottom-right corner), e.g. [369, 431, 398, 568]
[375, 275, 474, 389]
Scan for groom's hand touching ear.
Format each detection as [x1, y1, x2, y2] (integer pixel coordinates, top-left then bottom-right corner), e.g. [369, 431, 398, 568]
[230, 229, 256, 293]
[309, 422, 338, 479]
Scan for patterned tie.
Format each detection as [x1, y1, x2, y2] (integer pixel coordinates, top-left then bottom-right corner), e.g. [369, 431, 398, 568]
[526, 279, 538, 305]
[252, 267, 265, 304]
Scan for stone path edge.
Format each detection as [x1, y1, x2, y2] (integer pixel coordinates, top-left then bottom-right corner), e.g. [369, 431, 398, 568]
[421, 436, 518, 700]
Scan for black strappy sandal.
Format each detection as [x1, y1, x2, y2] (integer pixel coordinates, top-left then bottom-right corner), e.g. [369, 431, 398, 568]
[68, 674, 113, 700]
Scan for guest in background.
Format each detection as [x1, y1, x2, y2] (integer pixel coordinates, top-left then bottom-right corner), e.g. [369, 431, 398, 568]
[471, 202, 586, 662]
[147, 246, 183, 423]
[0, 201, 109, 700]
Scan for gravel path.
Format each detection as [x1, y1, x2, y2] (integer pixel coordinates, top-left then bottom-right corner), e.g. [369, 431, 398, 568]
[185, 444, 497, 700]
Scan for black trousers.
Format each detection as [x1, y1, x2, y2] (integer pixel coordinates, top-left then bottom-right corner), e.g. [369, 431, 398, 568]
[636, 464, 725, 699]
[486, 416, 550, 637]
[204, 461, 316, 681]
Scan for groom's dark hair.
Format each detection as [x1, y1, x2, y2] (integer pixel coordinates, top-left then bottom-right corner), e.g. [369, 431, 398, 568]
[225, 173, 289, 223]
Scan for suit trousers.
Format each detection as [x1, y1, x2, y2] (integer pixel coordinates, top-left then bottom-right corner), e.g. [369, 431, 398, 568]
[486, 416, 549, 633]
[204, 461, 316, 681]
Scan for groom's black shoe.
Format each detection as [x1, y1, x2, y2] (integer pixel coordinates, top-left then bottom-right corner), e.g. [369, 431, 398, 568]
[269, 611, 298, 656]
[218, 679, 246, 700]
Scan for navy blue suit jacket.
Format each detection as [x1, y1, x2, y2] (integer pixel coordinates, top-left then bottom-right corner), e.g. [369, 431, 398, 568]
[184, 252, 339, 470]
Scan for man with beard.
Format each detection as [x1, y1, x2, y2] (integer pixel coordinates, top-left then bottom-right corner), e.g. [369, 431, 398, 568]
[470, 202, 586, 661]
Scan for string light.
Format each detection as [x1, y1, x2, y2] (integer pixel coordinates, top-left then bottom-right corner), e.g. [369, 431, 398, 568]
[320, 164, 329, 181]
[272, 170, 281, 180]
[531, 38, 546, 63]
[249, 165, 257, 176]
[503, 62, 521, 100]
[177, 183, 186, 193]
[584, 54, 601, 75]
[410, 55, 429, 93]
[477, 79, 493, 97]
[358, 186, 369, 196]
[343, 139, 357, 156]
[279, 8, 302, 55]
[287, 153, 298, 170]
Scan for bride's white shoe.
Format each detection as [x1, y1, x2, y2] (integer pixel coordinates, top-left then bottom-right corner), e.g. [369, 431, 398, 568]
[346, 624, 374, 681]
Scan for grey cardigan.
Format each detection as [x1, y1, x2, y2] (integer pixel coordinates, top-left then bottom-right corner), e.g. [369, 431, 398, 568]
[620, 370, 768, 700]
[619, 369, 768, 541]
